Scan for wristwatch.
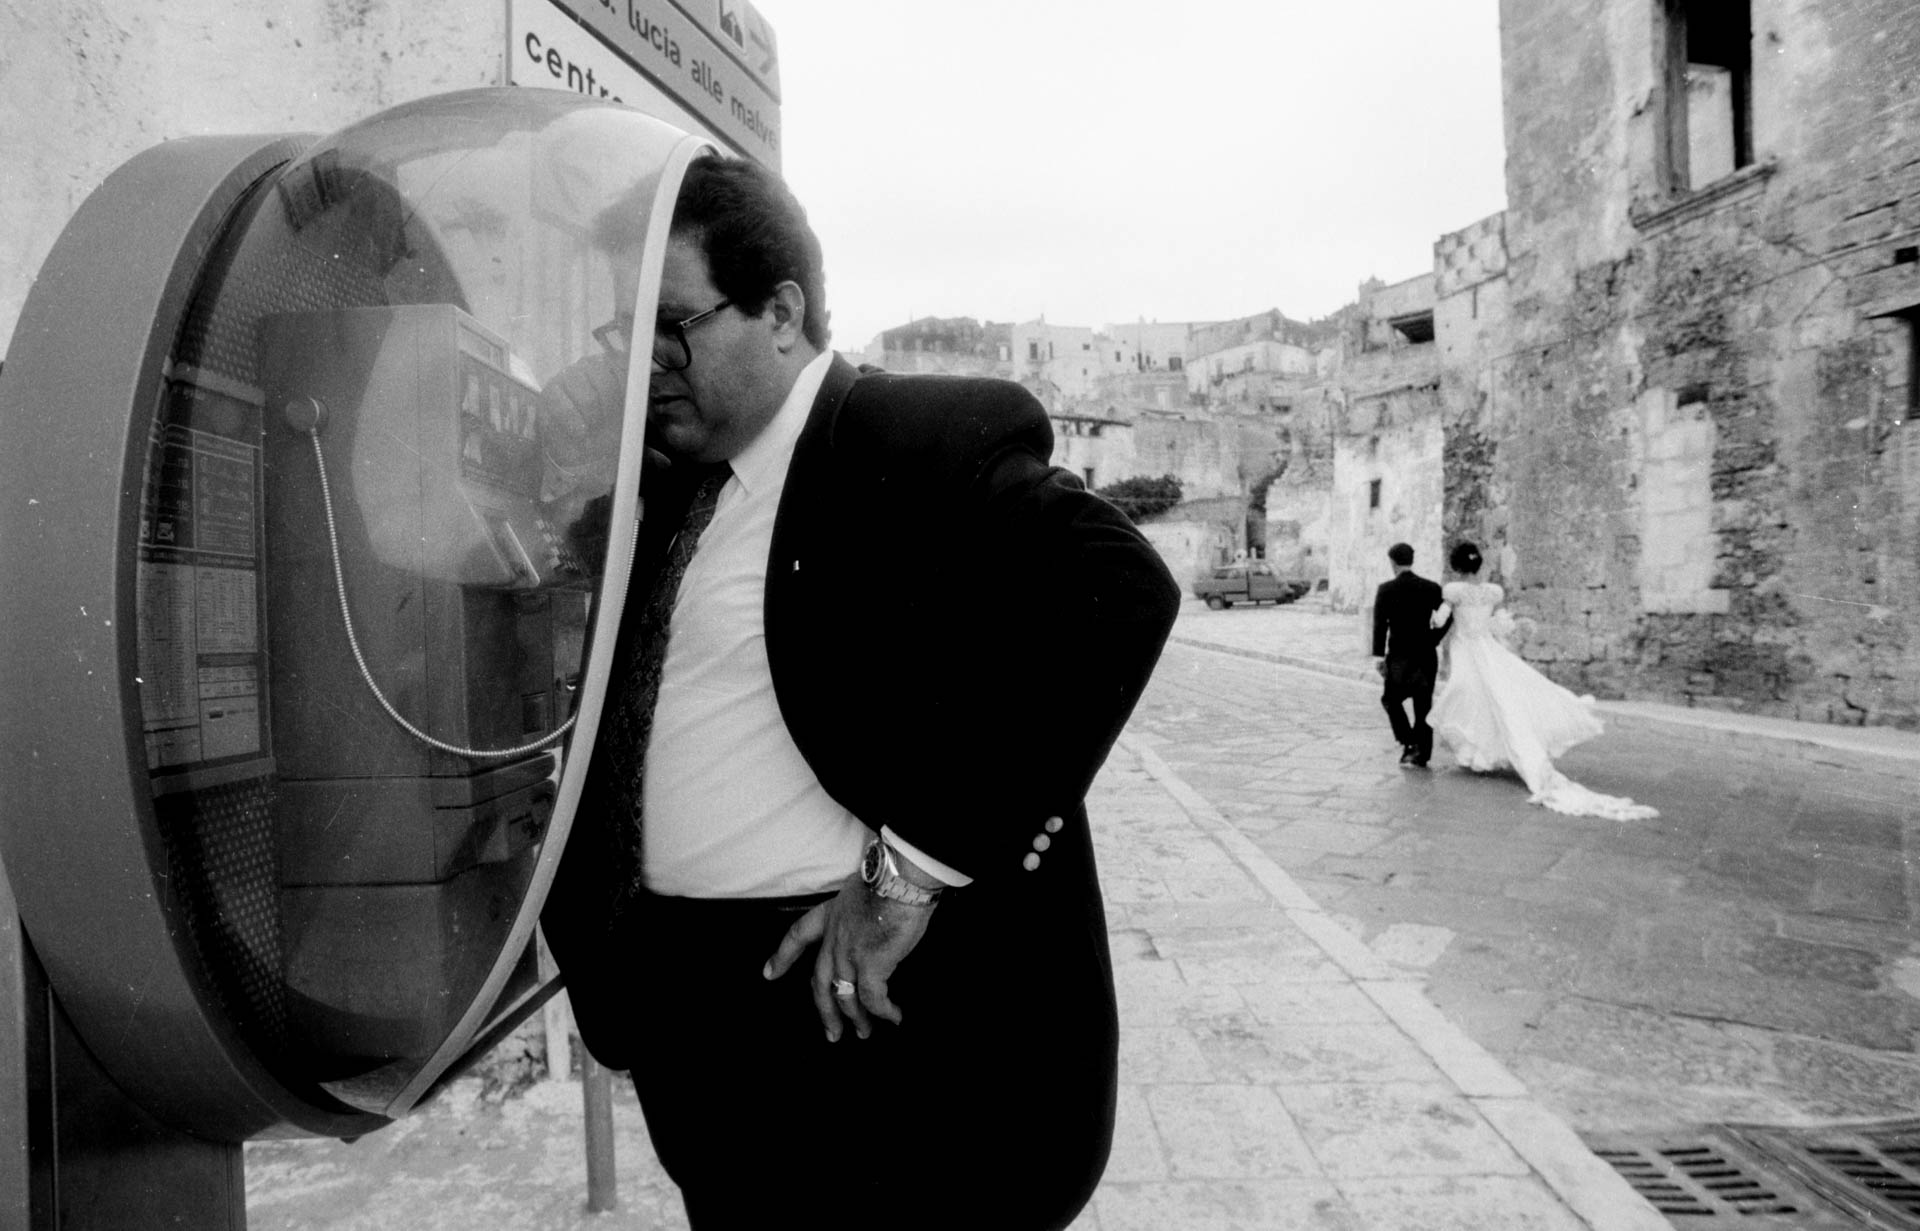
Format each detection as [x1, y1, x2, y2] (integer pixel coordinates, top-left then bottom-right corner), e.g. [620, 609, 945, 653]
[860, 836, 943, 907]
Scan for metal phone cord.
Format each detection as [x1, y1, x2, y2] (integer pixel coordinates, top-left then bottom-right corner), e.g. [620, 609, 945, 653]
[303, 428, 577, 760]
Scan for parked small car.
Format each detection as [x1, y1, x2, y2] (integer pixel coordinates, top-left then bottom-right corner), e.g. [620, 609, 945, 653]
[1191, 561, 1310, 609]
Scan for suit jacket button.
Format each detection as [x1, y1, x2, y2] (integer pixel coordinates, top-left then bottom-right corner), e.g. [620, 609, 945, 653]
[1044, 817, 1064, 834]
[1032, 834, 1051, 852]
[1022, 853, 1041, 872]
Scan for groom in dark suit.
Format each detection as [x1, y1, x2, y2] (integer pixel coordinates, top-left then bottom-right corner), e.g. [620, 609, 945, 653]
[541, 154, 1179, 1230]
[1371, 542, 1449, 767]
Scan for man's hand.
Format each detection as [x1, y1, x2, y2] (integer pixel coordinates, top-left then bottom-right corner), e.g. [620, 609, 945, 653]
[539, 350, 628, 500]
[762, 877, 936, 1042]
[1375, 658, 1387, 677]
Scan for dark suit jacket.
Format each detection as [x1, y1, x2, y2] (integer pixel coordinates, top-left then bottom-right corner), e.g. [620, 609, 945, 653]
[545, 355, 1179, 1085]
[1372, 569, 1447, 666]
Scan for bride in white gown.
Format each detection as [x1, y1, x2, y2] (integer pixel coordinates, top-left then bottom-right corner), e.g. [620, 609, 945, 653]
[1430, 542, 1658, 821]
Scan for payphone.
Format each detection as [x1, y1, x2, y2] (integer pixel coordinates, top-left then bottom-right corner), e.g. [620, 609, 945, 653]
[0, 87, 712, 1202]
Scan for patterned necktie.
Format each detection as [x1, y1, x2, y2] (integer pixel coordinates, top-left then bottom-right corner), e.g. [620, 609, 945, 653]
[598, 462, 731, 909]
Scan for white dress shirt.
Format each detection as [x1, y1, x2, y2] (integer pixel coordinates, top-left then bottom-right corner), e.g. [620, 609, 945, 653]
[641, 351, 968, 897]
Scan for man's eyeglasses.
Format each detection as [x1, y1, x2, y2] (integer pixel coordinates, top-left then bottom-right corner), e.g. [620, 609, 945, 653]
[594, 300, 735, 372]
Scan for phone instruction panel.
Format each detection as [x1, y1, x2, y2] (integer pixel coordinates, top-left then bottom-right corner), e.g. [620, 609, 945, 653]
[139, 393, 265, 771]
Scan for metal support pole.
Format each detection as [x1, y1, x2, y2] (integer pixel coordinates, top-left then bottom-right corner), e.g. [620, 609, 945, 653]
[535, 932, 572, 1082]
[581, 1053, 618, 1214]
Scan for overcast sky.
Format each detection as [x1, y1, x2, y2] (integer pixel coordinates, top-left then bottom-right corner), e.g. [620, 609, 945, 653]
[756, 0, 1509, 352]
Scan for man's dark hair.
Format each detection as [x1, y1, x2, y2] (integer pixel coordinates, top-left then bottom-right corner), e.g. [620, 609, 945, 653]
[1449, 541, 1484, 574]
[671, 154, 830, 349]
[1387, 542, 1414, 567]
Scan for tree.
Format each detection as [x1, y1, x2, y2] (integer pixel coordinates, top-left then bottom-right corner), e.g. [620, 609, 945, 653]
[1095, 474, 1183, 523]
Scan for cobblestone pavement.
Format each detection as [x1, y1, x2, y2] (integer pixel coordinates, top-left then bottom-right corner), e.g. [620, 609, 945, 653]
[246, 606, 1674, 1229]
[242, 598, 1917, 1228]
[1146, 599, 1920, 1134]
[249, 731, 1657, 1229]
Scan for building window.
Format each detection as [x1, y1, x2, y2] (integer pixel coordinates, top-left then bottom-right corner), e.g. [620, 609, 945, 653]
[1389, 311, 1435, 344]
[1028, 340, 1041, 361]
[1664, 0, 1752, 190]
[1368, 479, 1382, 510]
[1168, 356, 1182, 372]
[1895, 307, 1920, 422]
[1082, 467, 1096, 487]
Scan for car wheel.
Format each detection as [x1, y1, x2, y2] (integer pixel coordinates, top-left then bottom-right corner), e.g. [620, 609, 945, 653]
[1205, 595, 1226, 610]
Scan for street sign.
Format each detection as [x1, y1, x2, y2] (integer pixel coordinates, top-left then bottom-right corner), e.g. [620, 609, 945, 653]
[510, 0, 711, 140]
[712, 0, 781, 94]
[517, 0, 781, 169]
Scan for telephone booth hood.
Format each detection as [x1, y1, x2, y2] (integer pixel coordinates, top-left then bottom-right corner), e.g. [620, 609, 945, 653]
[0, 88, 708, 1141]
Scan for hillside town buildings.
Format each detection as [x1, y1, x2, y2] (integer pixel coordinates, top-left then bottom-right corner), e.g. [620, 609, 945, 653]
[854, 0, 1919, 731]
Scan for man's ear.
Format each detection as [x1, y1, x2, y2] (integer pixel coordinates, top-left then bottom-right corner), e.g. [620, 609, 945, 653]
[768, 280, 807, 351]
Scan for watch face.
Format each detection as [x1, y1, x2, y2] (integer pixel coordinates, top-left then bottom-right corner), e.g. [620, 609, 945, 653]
[860, 838, 884, 884]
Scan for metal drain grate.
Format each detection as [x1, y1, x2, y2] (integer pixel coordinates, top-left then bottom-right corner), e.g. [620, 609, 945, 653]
[1725, 1119, 1920, 1229]
[1587, 1135, 1855, 1225]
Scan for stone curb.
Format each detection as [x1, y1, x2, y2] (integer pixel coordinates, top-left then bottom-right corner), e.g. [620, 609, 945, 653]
[1169, 635, 1920, 780]
[1117, 733, 1670, 1231]
[1595, 700, 1920, 781]
[1167, 634, 1381, 684]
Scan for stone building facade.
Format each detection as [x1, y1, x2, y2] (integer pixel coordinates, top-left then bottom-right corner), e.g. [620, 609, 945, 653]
[1328, 275, 1445, 610]
[1104, 321, 1194, 375]
[865, 316, 1012, 377]
[1010, 319, 1103, 406]
[1444, 0, 1920, 728]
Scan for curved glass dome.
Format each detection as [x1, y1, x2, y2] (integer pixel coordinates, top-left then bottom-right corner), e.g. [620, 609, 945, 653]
[166, 88, 705, 1121]
[0, 87, 708, 1139]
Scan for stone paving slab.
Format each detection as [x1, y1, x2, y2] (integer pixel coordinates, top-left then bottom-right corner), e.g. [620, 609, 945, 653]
[1093, 737, 1668, 1231]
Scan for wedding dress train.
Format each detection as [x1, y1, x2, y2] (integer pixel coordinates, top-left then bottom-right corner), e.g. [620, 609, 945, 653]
[1430, 580, 1657, 821]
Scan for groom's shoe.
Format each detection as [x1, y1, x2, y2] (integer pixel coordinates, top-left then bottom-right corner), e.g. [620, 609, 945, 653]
[1398, 744, 1415, 765]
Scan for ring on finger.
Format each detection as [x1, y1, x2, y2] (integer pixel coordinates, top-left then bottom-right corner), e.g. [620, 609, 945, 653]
[832, 978, 856, 998]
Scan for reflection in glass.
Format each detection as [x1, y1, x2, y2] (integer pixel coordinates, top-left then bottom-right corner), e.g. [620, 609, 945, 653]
[133, 90, 693, 1115]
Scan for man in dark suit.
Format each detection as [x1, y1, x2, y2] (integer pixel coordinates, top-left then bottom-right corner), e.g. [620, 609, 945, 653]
[1371, 542, 1449, 767]
[541, 154, 1179, 1230]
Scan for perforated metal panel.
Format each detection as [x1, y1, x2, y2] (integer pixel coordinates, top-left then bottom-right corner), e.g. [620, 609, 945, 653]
[173, 205, 388, 389]
[154, 777, 286, 1050]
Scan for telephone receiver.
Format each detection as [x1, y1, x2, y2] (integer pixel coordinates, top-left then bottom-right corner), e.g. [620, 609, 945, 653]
[265, 305, 588, 762]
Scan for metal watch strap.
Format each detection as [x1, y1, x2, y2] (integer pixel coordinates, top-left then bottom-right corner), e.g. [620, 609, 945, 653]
[871, 870, 941, 907]
[864, 837, 943, 906]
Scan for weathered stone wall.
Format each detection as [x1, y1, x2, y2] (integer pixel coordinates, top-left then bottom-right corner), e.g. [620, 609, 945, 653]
[1266, 459, 1333, 582]
[1130, 417, 1261, 503]
[1140, 515, 1237, 589]
[1328, 395, 1445, 611]
[1438, 215, 1511, 568]
[1095, 369, 1190, 415]
[1470, 0, 1920, 726]
[0, 0, 503, 352]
